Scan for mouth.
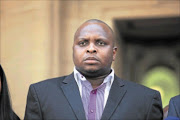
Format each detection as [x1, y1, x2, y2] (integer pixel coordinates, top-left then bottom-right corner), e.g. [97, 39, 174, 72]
[84, 57, 99, 64]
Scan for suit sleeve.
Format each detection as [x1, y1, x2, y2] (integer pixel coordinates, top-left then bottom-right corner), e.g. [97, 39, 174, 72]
[146, 91, 163, 120]
[168, 98, 178, 117]
[24, 85, 43, 120]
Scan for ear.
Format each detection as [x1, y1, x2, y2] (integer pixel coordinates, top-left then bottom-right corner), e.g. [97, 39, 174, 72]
[112, 47, 117, 61]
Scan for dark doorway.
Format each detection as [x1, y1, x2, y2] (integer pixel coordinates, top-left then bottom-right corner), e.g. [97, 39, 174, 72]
[114, 16, 180, 107]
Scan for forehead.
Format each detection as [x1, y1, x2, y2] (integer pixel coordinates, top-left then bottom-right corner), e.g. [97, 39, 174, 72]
[77, 23, 111, 38]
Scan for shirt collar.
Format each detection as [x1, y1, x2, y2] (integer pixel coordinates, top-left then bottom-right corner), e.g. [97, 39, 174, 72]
[74, 67, 114, 86]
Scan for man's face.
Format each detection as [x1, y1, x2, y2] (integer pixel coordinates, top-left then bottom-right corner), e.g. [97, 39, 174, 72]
[73, 22, 117, 77]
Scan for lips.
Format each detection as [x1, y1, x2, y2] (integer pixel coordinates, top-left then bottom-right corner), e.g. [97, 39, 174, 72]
[85, 57, 98, 60]
[84, 56, 99, 64]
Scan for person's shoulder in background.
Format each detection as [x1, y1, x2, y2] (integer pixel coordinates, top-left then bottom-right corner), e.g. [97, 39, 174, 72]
[165, 116, 180, 120]
[168, 95, 180, 118]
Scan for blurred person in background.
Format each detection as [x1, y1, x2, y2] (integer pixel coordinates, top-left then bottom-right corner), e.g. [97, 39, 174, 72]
[0, 64, 20, 120]
[165, 95, 180, 120]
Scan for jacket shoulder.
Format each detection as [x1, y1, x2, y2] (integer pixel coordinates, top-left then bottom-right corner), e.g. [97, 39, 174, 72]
[118, 77, 161, 98]
[30, 74, 71, 89]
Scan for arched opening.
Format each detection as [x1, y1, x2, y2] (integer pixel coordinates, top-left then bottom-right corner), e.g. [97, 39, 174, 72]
[141, 66, 179, 107]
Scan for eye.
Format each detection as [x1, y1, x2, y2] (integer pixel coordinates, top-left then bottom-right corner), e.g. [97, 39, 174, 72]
[97, 40, 106, 46]
[79, 40, 88, 46]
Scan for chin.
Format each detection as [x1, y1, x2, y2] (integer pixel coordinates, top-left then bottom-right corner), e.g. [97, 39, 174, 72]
[85, 69, 98, 73]
[84, 66, 99, 73]
[83, 70, 100, 78]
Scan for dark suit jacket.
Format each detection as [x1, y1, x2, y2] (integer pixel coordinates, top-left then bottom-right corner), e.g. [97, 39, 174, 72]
[168, 95, 180, 118]
[24, 73, 163, 120]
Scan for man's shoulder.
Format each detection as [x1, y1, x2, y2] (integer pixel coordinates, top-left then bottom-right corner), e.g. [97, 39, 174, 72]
[125, 79, 157, 91]
[116, 76, 160, 97]
[30, 73, 73, 88]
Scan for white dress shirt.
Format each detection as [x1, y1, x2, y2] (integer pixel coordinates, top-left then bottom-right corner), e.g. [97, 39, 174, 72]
[73, 67, 114, 108]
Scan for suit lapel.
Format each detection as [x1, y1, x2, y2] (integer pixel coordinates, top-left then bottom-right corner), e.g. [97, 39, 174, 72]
[101, 75, 127, 120]
[61, 73, 86, 120]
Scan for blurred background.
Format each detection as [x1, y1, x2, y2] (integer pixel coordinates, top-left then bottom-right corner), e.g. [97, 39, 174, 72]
[0, 0, 180, 119]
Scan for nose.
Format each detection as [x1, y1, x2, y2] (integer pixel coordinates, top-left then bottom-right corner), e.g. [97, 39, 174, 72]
[87, 43, 97, 53]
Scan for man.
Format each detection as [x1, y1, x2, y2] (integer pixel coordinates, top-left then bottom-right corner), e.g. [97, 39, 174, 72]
[24, 19, 163, 120]
[166, 95, 180, 119]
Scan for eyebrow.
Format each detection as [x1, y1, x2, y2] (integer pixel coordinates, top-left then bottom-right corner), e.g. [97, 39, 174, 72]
[78, 36, 108, 40]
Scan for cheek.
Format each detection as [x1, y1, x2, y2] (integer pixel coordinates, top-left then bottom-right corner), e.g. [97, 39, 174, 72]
[73, 48, 85, 64]
[100, 49, 113, 62]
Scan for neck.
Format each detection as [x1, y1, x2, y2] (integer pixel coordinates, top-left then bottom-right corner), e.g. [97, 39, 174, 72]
[86, 73, 109, 89]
